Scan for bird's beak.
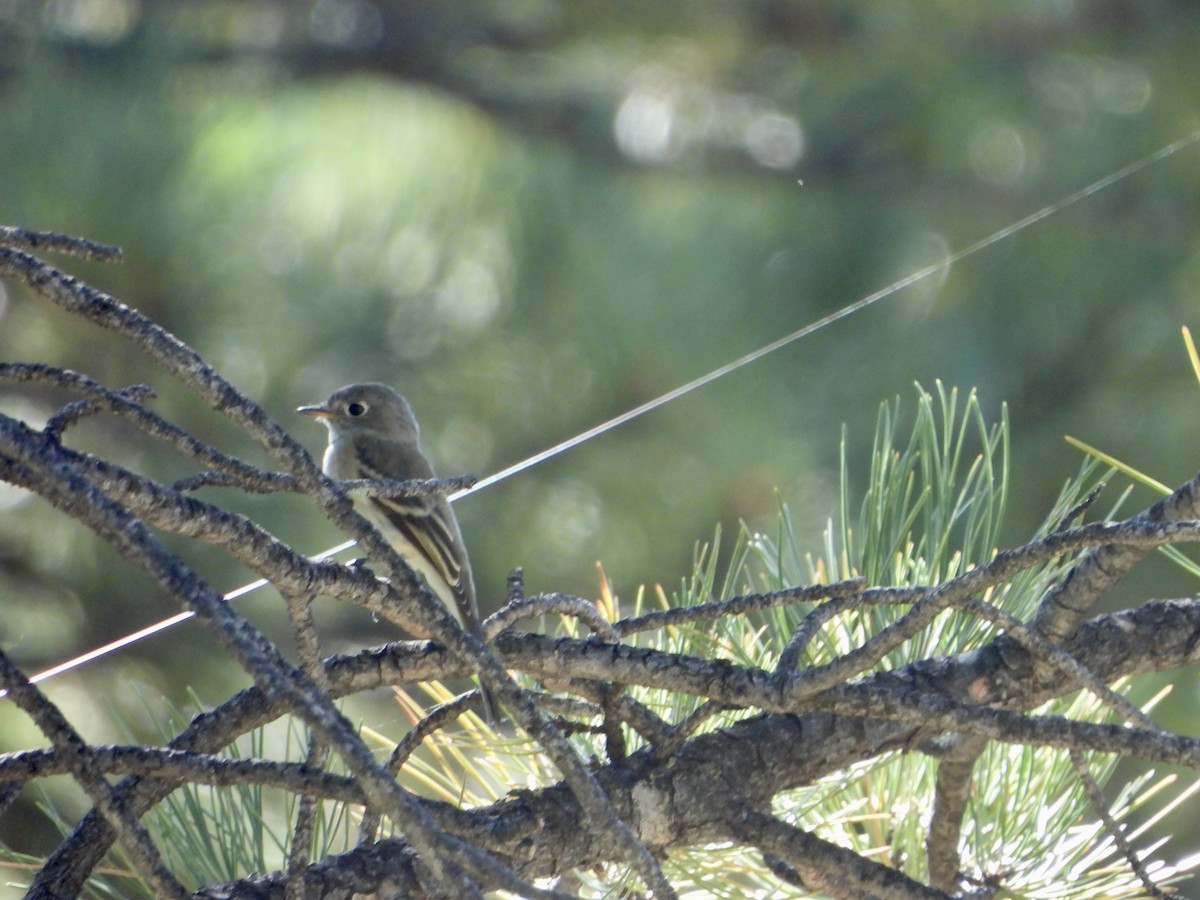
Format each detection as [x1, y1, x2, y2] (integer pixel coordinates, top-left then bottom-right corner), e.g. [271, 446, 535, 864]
[297, 403, 332, 420]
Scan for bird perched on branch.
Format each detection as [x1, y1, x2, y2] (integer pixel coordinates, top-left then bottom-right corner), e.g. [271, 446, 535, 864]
[299, 382, 496, 723]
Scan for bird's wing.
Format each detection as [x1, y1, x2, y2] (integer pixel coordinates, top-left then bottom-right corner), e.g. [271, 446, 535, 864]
[373, 492, 468, 594]
[354, 436, 472, 606]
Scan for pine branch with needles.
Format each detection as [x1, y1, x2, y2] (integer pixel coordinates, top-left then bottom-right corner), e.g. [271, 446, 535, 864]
[4, 230, 1200, 898]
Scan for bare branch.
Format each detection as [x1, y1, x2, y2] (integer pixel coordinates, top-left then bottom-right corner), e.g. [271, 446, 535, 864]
[19, 592, 1200, 895]
[0, 362, 299, 492]
[727, 808, 952, 900]
[777, 518, 1200, 703]
[44, 382, 156, 437]
[0, 649, 188, 899]
[488, 592, 619, 640]
[1069, 750, 1167, 899]
[926, 733, 987, 892]
[1034, 471, 1200, 642]
[962, 596, 1155, 729]
[615, 577, 868, 637]
[358, 691, 479, 846]
[0, 226, 123, 261]
[776, 586, 920, 672]
[0, 745, 365, 801]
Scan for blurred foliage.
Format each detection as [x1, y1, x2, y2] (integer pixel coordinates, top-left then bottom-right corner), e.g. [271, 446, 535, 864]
[2, 0, 1200, 894]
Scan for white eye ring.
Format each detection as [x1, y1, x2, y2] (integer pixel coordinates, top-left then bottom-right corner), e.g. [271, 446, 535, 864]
[346, 402, 368, 417]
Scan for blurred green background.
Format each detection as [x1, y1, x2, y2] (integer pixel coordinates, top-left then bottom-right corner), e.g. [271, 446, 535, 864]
[2, 0, 1200, 893]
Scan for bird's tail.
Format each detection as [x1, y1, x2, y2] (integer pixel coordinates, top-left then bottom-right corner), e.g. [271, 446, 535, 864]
[476, 680, 499, 726]
[466, 616, 499, 726]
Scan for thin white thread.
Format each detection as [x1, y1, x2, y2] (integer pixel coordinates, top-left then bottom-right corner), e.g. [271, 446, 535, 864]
[15, 542, 354, 689]
[21, 128, 1200, 689]
[456, 128, 1200, 497]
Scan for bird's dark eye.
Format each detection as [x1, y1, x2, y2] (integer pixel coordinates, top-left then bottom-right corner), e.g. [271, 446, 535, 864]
[346, 402, 367, 417]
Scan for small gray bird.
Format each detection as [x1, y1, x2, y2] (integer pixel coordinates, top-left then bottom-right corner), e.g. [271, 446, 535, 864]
[299, 383, 496, 722]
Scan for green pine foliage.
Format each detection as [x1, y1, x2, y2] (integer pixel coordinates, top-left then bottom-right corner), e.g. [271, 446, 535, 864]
[550, 382, 1192, 896]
